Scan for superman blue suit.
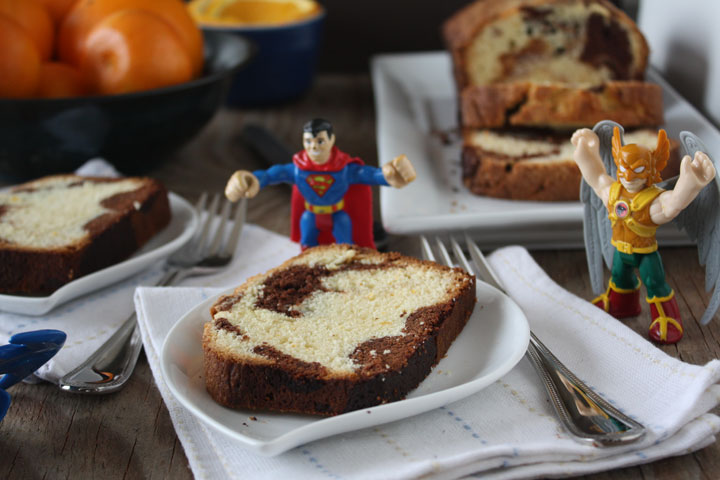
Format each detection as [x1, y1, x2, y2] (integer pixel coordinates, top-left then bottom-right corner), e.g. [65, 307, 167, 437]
[253, 146, 388, 249]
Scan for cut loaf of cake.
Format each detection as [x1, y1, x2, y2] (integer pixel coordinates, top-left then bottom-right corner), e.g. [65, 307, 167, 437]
[443, 0, 664, 201]
[203, 244, 476, 416]
[460, 81, 663, 129]
[462, 129, 680, 201]
[0, 175, 170, 295]
[443, 0, 649, 89]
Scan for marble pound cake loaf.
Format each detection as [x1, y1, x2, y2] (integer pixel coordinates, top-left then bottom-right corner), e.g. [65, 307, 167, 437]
[443, 0, 663, 200]
[0, 175, 171, 295]
[443, 0, 649, 89]
[203, 244, 476, 416]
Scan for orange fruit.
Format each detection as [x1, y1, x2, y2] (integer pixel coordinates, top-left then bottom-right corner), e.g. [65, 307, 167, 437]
[37, 0, 78, 24]
[0, 0, 54, 61]
[0, 15, 41, 98]
[59, 0, 204, 75]
[189, 0, 320, 26]
[36, 62, 89, 98]
[80, 9, 194, 95]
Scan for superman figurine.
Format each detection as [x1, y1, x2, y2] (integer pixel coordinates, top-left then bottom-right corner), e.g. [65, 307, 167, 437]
[225, 118, 416, 249]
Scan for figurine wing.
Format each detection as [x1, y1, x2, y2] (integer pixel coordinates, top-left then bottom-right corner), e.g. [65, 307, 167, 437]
[671, 132, 720, 325]
[581, 120, 622, 295]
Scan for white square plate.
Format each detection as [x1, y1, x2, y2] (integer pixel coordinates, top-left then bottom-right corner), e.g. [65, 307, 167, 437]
[373, 52, 720, 249]
[160, 280, 530, 456]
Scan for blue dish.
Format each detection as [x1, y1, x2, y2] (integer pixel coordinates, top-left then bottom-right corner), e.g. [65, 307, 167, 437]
[202, 11, 325, 107]
[0, 31, 253, 180]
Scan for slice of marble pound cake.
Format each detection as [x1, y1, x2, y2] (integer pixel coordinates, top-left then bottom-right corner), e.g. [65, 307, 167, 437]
[0, 175, 170, 295]
[203, 244, 476, 416]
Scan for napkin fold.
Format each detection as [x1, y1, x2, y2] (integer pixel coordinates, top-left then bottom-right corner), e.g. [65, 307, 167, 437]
[134, 244, 720, 480]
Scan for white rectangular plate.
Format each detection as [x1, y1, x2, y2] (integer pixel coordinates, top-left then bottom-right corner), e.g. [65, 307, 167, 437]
[373, 51, 720, 249]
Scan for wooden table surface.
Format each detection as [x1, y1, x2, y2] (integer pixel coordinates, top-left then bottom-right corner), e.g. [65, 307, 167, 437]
[2, 74, 719, 479]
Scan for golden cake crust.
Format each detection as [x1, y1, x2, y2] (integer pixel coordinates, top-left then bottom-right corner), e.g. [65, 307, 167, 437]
[460, 81, 663, 129]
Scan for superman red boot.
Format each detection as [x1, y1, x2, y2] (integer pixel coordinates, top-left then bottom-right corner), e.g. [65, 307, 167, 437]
[592, 280, 642, 319]
[647, 292, 683, 344]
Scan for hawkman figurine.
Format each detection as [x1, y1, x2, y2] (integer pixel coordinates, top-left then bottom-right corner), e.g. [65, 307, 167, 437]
[572, 123, 716, 343]
[225, 118, 416, 249]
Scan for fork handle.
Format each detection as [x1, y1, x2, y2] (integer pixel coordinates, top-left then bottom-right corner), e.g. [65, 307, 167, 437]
[58, 312, 142, 394]
[58, 267, 182, 394]
[525, 332, 645, 445]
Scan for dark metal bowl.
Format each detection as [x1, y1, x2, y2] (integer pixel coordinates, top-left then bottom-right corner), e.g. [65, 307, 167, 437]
[0, 31, 253, 180]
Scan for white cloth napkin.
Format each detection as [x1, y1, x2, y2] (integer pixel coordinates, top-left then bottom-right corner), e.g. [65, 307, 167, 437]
[134, 244, 720, 480]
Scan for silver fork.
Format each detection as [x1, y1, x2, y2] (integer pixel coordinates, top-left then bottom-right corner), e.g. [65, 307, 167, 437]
[59, 194, 247, 394]
[421, 234, 646, 446]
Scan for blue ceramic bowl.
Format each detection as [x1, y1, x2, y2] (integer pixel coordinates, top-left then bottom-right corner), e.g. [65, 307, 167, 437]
[0, 31, 253, 180]
[201, 10, 325, 107]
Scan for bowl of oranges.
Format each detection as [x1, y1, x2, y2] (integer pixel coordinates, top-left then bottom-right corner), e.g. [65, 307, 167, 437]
[188, 0, 325, 107]
[0, 0, 253, 179]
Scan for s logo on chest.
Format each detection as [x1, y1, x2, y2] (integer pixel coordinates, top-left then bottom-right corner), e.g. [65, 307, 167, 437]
[614, 200, 630, 219]
[305, 174, 335, 197]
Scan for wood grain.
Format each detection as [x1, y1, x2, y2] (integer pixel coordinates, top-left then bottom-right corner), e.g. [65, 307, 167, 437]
[1, 74, 718, 479]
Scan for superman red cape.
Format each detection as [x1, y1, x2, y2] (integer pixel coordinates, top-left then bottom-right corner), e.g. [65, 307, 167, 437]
[290, 147, 375, 249]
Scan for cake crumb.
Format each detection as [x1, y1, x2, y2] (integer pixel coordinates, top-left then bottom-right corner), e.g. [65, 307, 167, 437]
[249, 416, 258, 421]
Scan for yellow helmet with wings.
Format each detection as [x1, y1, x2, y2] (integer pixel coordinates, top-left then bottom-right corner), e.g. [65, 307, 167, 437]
[611, 126, 669, 186]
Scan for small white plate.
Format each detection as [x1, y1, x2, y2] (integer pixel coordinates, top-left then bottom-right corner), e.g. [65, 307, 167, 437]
[160, 281, 530, 456]
[0, 193, 197, 315]
[373, 51, 720, 248]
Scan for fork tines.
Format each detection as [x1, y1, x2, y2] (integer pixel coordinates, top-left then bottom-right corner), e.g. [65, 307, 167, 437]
[420, 235, 473, 273]
[420, 235, 504, 292]
[193, 193, 247, 261]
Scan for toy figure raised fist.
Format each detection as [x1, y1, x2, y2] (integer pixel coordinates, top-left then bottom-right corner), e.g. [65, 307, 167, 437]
[225, 118, 416, 249]
[572, 121, 717, 344]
